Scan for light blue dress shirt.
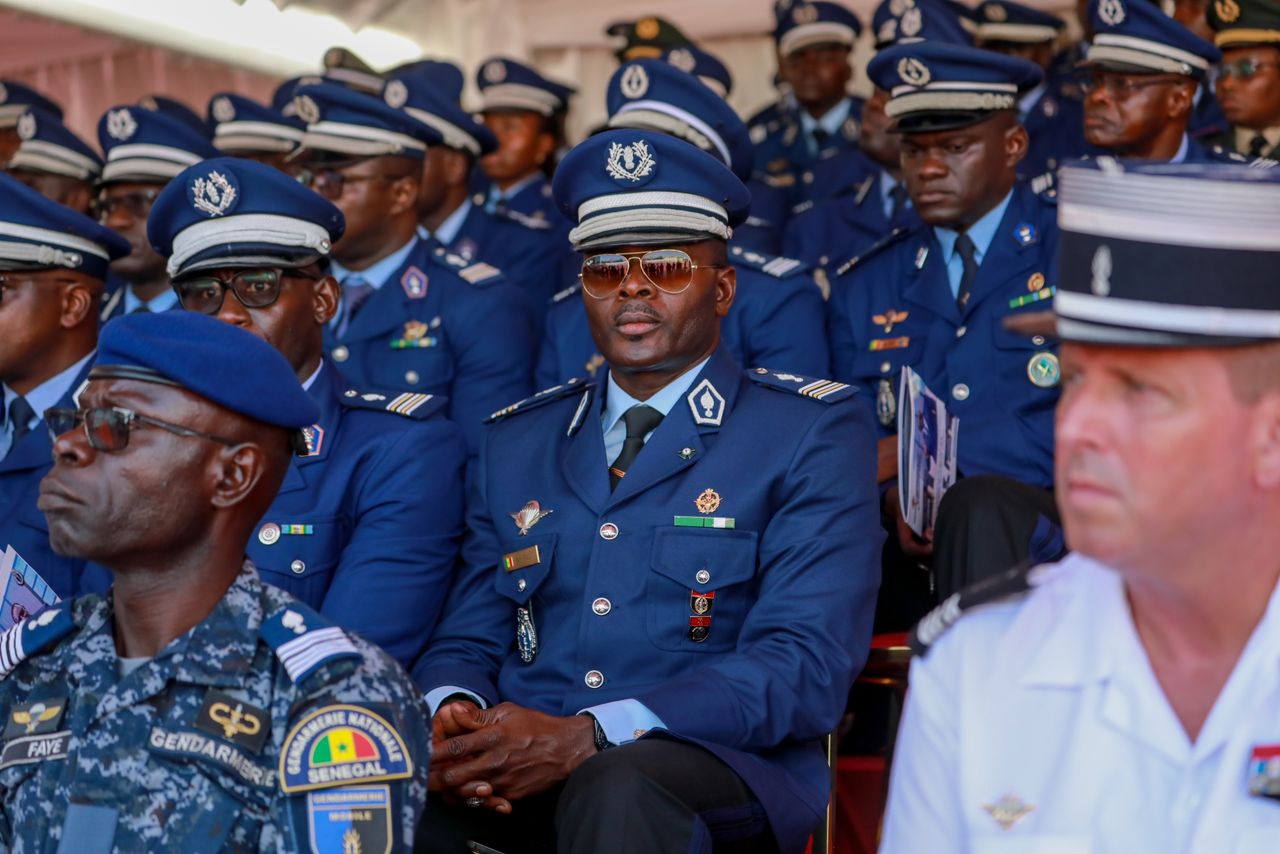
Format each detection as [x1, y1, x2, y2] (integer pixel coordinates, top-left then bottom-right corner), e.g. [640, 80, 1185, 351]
[1, 351, 93, 459]
[426, 355, 712, 744]
[329, 234, 420, 292]
[485, 174, 541, 213]
[932, 190, 1014, 298]
[880, 169, 909, 220]
[1170, 134, 1190, 164]
[417, 199, 474, 248]
[798, 96, 853, 156]
[123, 287, 179, 314]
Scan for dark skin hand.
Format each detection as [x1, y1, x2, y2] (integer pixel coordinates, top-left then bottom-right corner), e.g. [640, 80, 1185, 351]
[430, 701, 595, 812]
[38, 379, 290, 657]
[782, 43, 853, 118]
[99, 181, 169, 300]
[429, 239, 736, 809]
[196, 262, 337, 381]
[901, 111, 1027, 230]
[1082, 71, 1193, 160]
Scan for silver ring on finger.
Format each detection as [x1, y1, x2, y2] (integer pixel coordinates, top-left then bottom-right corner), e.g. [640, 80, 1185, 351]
[466, 796, 485, 808]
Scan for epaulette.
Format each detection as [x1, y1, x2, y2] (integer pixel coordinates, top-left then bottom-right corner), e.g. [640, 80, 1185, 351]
[0, 606, 76, 680]
[430, 245, 505, 286]
[340, 388, 446, 420]
[262, 601, 361, 685]
[485, 378, 595, 423]
[497, 208, 552, 231]
[100, 288, 124, 323]
[909, 561, 1049, 657]
[835, 227, 910, 277]
[729, 246, 806, 279]
[747, 367, 856, 403]
[550, 283, 581, 305]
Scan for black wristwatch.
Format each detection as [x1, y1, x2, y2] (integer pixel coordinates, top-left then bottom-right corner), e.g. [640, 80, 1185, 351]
[579, 712, 614, 752]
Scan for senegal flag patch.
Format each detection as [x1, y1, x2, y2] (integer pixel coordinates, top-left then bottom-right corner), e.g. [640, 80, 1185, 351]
[279, 704, 412, 794]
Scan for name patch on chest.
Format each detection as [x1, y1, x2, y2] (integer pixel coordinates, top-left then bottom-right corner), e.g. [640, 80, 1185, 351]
[148, 726, 276, 789]
[279, 704, 412, 794]
[0, 730, 70, 769]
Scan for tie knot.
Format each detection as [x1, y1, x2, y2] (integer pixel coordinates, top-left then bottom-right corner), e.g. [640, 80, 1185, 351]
[622, 404, 664, 439]
[7, 395, 35, 440]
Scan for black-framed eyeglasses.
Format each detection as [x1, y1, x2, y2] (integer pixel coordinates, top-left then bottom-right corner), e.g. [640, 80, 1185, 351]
[172, 268, 319, 315]
[1080, 73, 1184, 98]
[91, 189, 160, 222]
[45, 406, 240, 452]
[1220, 58, 1280, 80]
[296, 166, 398, 201]
[579, 249, 724, 299]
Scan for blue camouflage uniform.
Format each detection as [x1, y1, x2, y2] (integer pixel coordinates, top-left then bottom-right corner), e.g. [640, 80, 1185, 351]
[383, 69, 572, 310]
[294, 83, 538, 451]
[0, 174, 129, 599]
[0, 564, 430, 852]
[830, 42, 1062, 489]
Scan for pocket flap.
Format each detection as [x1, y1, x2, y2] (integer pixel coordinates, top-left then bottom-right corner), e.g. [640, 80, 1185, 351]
[650, 527, 758, 589]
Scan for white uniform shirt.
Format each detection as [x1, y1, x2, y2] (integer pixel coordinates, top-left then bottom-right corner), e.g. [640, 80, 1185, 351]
[880, 552, 1280, 854]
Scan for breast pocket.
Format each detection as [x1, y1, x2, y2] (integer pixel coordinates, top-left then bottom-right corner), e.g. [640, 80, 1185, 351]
[846, 335, 923, 385]
[991, 320, 1060, 415]
[493, 534, 557, 605]
[370, 331, 455, 393]
[648, 528, 759, 652]
[248, 514, 349, 607]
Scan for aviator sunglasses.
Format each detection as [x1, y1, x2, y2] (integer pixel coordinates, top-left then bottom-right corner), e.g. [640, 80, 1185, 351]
[578, 249, 724, 299]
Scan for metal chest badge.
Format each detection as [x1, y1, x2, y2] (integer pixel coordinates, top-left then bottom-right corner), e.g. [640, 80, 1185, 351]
[983, 794, 1035, 830]
[511, 500, 553, 535]
[695, 489, 721, 514]
[517, 603, 539, 663]
[877, 379, 897, 427]
[1027, 352, 1060, 388]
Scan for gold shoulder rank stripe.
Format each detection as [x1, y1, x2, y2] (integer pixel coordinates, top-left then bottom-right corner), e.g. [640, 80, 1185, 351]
[459, 262, 500, 283]
[387, 392, 432, 415]
[799, 379, 850, 400]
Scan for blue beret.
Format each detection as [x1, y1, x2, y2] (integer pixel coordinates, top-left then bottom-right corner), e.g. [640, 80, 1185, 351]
[9, 107, 102, 181]
[1086, 0, 1221, 76]
[92, 311, 319, 430]
[975, 1, 1066, 43]
[0, 81, 61, 129]
[872, 0, 974, 48]
[1053, 161, 1280, 346]
[293, 82, 439, 160]
[868, 40, 1042, 131]
[208, 92, 305, 156]
[97, 105, 220, 185]
[385, 60, 466, 104]
[605, 60, 753, 181]
[476, 57, 576, 116]
[138, 95, 210, 139]
[553, 129, 751, 251]
[0, 172, 127, 278]
[775, 2, 862, 55]
[382, 71, 497, 157]
[148, 156, 345, 279]
[661, 46, 733, 98]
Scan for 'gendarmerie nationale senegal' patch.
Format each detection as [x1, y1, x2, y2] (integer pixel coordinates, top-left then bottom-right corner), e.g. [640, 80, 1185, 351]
[279, 704, 412, 794]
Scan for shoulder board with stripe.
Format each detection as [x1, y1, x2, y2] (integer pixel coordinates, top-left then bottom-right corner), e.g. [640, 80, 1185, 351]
[835, 227, 911, 278]
[340, 388, 445, 420]
[100, 288, 124, 323]
[910, 561, 1048, 657]
[0, 606, 76, 680]
[1030, 170, 1056, 196]
[728, 246, 806, 279]
[551, 283, 581, 305]
[262, 601, 361, 685]
[1249, 156, 1279, 169]
[497, 208, 552, 231]
[747, 367, 856, 403]
[430, 246, 506, 286]
[486, 378, 595, 423]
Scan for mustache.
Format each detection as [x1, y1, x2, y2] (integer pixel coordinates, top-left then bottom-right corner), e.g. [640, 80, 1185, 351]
[613, 302, 661, 324]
